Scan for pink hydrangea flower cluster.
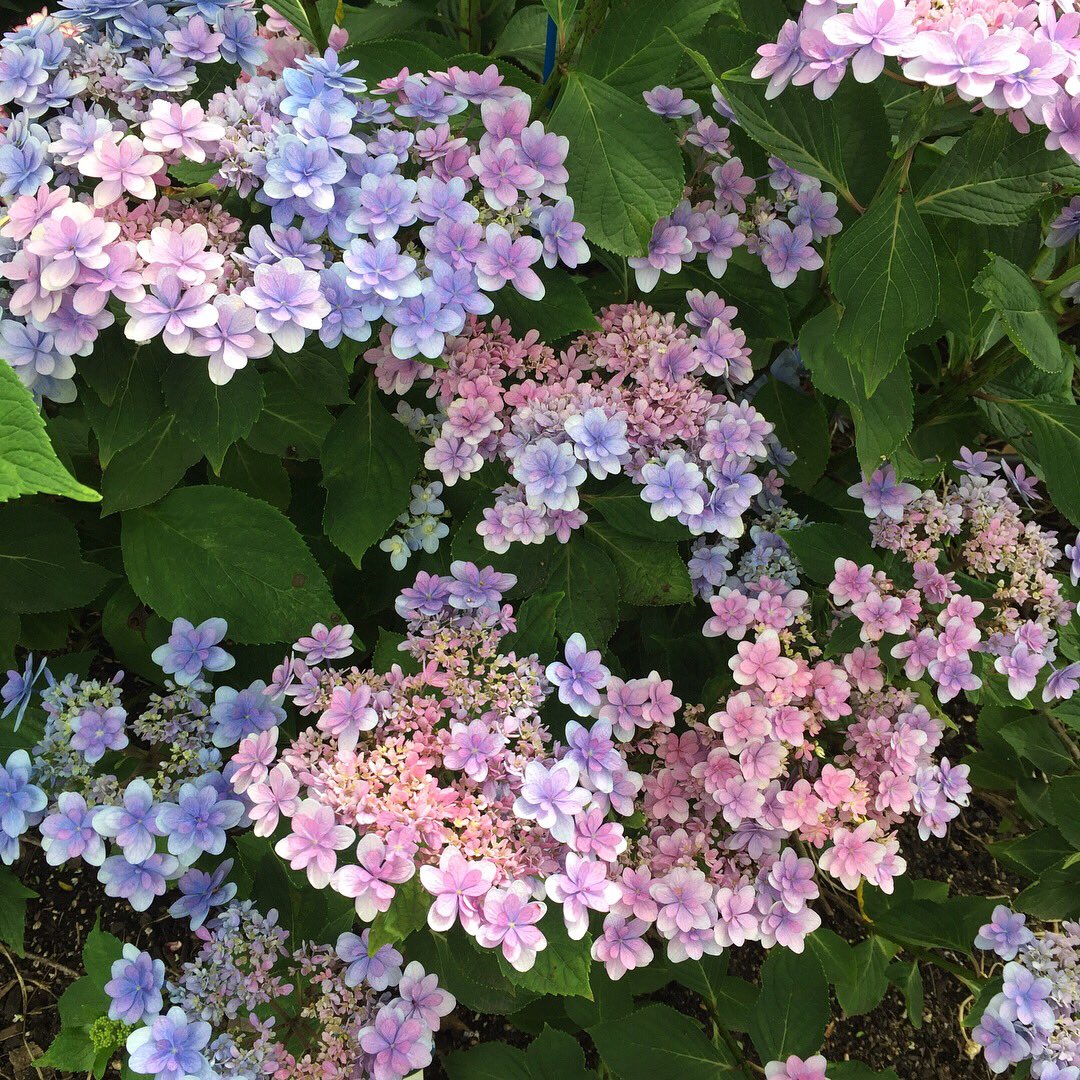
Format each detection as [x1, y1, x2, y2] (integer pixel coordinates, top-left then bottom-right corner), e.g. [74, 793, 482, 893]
[0, 5, 585, 397]
[237, 561, 966, 982]
[126, 900, 454, 1080]
[366, 299, 783, 566]
[754, 0, 1080, 165]
[842, 453, 1078, 703]
[634, 83, 840, 290]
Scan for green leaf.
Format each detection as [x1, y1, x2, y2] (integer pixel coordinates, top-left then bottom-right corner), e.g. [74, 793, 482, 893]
[367, 876, 431, 951]
[500, 911, 592, 998]
[929, 220, 996, 357]
[542, 0, 578, 35]
[0, 361, 100, 503]
[494, 7, 551, 74]
[407, 928, 537, 1015]
[1015, 862, 1080, 920]
[549, 71, 684, 256]
[83, 920, 124, 984]
[748, 949, 829, 1062]
[0, 866, 36, 954]
[917, 116, 1079, 225]
[867, 895, 996, 955]
[807, 929, 891, 1017]
[999, 715, 1074, 775]
[35, 1028, 97, 1072]
[589, 1003, 729, 1079]
[674, 959, 757, 1031]
[779, 523, 877, 584]
[444, 1042, 531, 1080]
[585, 522, 691, 607]
[503, 590, 563, 661]
[897, 961, 925, 1030]
[162, 361, 265, 473]
[321, 379, 422, 568]
[81, 345, 165, 466]
[800, 306, 914, 473]
[584, 480, 688, 541]
[121, 485, 337, 644]
[579, 0, 724, 97]
[245, 371, 333, 461]
[263, 0, 327, 46]
[339, 37, 447, 83]
[996, 400, 1080, 526]
[490, 265, 598, 341]
[546, 536, 620, 645]
[752, 380, 830, 491]
[830, 170, 939, 395]
[59, 976, 109, 1028]
[211, 443, 292, 512]
[100, 414, 201, 516]
[1050, 776, 1080, 849]
[0, 501, 110, 615]
[720, 63, 889, 210]
[527, 1026, 594, 1080]
[973, 254, 1064, 373]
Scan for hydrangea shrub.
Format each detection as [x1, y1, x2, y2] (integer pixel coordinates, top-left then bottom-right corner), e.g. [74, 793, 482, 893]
[2, 0, 1080, 1078]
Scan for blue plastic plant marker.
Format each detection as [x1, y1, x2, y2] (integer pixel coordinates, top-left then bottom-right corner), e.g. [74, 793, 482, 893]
[543, 15, 558, 83]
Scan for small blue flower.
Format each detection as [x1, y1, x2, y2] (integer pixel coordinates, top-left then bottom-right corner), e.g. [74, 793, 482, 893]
[157, 782, 243, 861]
[1, 653, 48, 729]
[209, 681, 285, 748]
[92, 778, 166, 864]
[97, 851, 178, 912]
[151, 617, 234, 687]
[105, 943, 164, 1025]
[168, 858, 236, 929]
[0, 749, 46, 860]
[126, 1006, 213, 1079]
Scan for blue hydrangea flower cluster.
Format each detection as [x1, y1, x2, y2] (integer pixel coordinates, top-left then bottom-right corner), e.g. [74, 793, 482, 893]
[973, 905, 1080, 1077]
[0, 5, 585, 398]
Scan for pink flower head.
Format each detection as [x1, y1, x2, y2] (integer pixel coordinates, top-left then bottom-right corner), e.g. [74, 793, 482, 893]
[227, 728, 279, 794]
[247, 764, 300, 838]
[141, 100, 225, 163]
[546, 852, 621, 939]
[79, 132, 164, 207]
[474, 881, 547, 971]
[419, 846, 496, 933]
[591, 914, 654, 980]
[274, 797, 355, 888]
[318, 684, 378, 755]
[819, 821, 885, 890]
[294, 622, 355, 663]
[25, 202, 118, 291]
[765, 1054, 830, 1080]
[730, 630, 798, 691]
[332, 833, 415, 920]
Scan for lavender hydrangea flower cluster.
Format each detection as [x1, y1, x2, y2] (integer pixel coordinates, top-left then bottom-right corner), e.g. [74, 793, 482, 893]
[754, 0, 1080, 170]
[973, 906, 1079, 1076]
[632, 83, 840, 292]
[0, 4, 585, 398]
[366, 298, 784, 568]
[105, 901, 454, 1080]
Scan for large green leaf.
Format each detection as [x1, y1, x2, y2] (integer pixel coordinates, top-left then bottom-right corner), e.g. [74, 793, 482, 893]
[973, 254, 1064, 373]
[366, 875, 431, 951]
[831, 170, 939, 395]
[162, 361, 265, 473]
[579, 0, 725, 97]
[748, 949, 829, 1063]
[491, 265, 598, 341]
[444, 1043, 531, 1080]
[321, 379, 422, 568]
[752, 379, 830, 491]
[0, 866, 37, 954]
[808, 929, 892, 1017]
[81, 345, 165, 466]
[0, 362, 99, 503]
[589, 1003, 730, 1079]
[0, 502, 110, 615]
[100, 414, 200, 516]
[720, 63, 889, 210]
[246, 372, 333, 461]
[549, 72, 685, 256]
[121, 485, 337, 644]
[779, 523, 878, 584]
[997, 399, 1080, 526]
[585, 522, 691, 606]
[799, 306, 913, 473]
[546, 535, 620, 645]
[917, 116, 1080, 225]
